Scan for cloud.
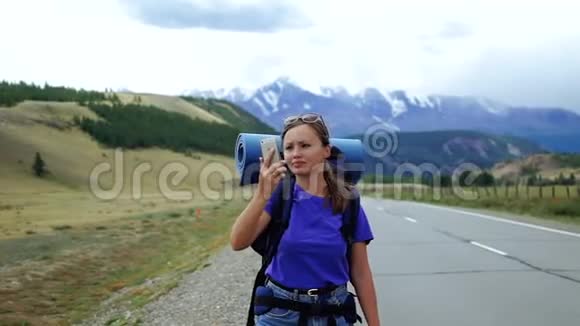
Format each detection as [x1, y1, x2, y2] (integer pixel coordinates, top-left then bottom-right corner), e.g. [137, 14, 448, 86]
[435, 38, 580, 111]
[439, 21, 472, 39]
[120, 0, 311, 32]
[1, 0, 578, 113]
[417, 20, 473, 55]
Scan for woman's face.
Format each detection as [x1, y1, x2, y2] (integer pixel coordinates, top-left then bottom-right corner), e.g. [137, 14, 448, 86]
[283, 124, 330, 177]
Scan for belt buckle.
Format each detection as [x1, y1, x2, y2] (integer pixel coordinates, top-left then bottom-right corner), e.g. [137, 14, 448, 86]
[307, 288, 319, 296]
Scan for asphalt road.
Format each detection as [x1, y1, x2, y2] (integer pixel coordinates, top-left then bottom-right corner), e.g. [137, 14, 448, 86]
[361, 196, 580, 326]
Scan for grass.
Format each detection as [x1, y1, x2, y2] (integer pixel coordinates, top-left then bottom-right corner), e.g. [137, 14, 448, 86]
[0, 121, 234, 195]
[115, 92, 227, 125]
[0, 98, 235, 196]
[0, 104, 246, 325]
[360, 183, 580, 226]
[0, 196, 247, 326]
[0, 93, 262, 325]
[554, 153, 580, 168]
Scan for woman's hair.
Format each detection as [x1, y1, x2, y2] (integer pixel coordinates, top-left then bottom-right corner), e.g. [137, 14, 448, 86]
[282, 116, 353, 215]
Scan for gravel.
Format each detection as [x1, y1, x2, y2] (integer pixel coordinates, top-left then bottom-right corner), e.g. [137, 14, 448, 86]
[141, 246, 261, 325]
[77, 245, 367, 326]
[77, 246, 262, 326]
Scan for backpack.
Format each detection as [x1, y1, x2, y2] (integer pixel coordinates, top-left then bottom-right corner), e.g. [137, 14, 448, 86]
[245, 175, 361, 325]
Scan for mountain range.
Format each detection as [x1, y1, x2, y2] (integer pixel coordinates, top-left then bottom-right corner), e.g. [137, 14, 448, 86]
[348, 130, 545, 177]
[186, 77, 580, 153]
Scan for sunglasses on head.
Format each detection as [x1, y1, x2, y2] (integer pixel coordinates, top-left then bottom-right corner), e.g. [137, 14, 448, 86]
[284, 113, 326, 127]
[283, 113, 329, 137]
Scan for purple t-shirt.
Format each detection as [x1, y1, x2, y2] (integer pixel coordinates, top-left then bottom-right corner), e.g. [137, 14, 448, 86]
[264, 182, 374, 289]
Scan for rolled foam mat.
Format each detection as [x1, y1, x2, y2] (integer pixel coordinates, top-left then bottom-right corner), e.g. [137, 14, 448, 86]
[234, 133, 365, 186]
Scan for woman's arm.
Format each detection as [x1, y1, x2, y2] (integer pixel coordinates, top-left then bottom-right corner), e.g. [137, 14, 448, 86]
[229, 195, 271, 251]
[350, 242, 380, 326]
[230, 150, 287, 250]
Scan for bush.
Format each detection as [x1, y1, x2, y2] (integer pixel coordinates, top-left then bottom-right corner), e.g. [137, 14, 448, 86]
[52, 225, 72, 231]
[32, 152, 48, 177]
[548, 201, 580, 217]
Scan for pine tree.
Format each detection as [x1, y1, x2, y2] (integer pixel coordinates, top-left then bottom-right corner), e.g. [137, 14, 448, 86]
[570, 173, 576, 185]
[33, 152, 47, 177]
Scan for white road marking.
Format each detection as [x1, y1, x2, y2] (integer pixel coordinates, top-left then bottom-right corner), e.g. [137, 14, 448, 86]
[417, 203, 580, 239]
[470, 241, 508, 256]
[405, 217, 417, 223]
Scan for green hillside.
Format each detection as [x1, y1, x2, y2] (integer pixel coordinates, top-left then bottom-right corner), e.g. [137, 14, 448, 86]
[1, 81, 275, 156]
[180, 96, 275, 134]
[387, 129, 543, 166]
[348, 129, 546, 176]
[554, 153, 580, 168]
[77, 103, 240, 156]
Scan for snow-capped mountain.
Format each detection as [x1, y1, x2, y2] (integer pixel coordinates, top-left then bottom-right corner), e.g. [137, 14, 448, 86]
[185, 77, 580, 152]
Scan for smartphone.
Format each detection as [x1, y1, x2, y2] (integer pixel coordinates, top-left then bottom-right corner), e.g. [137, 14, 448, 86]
[260, 137, 281, 164]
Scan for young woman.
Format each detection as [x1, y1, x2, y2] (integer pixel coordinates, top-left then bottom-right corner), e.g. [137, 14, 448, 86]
[230, 113, 380, 325]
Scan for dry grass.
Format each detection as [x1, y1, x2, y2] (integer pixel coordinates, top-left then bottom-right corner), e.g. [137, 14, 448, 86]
[491, 153, 579, 181]
[0, 118, 238, 238]
[115, 92, 227, 125]
[0, 101, 253, 325]
[361, 183, 580, 226]
[0, 191, 212, 240]
[0, 115, 236, 194]
[214, 101, 242, 118]
[0, 196, 248, 325]
[0, 100, 101, 125]
[0, 98, 239, 236]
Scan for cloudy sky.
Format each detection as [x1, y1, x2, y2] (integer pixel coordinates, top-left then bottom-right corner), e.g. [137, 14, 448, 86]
[1, 0, 579, 111]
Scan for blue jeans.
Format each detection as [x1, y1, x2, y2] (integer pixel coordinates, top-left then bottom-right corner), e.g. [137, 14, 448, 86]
[255, 279, 354, 326]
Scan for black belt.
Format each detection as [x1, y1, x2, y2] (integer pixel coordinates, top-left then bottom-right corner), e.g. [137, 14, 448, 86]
[254, 287, 363, 325]
[267, 277, 343, 296]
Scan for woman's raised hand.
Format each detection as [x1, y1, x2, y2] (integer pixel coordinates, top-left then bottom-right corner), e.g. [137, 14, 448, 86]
[257, 148, 287, 201]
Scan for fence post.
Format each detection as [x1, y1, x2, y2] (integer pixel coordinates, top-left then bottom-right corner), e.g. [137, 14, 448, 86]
[566, 186, 570, 199]
[493, 185, 498, 197]
[526, 185, 530, 199]
[540, 185, 543, 199]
